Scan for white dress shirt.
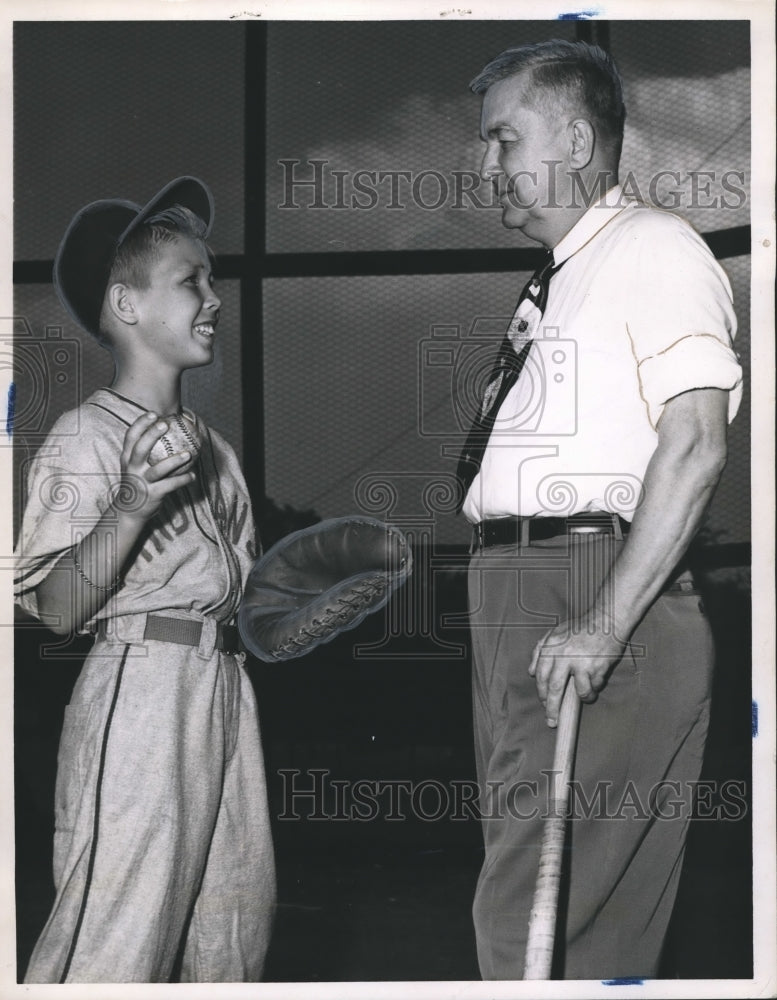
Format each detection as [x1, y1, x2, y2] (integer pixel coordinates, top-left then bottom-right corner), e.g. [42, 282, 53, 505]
[462, 186, 743, 524]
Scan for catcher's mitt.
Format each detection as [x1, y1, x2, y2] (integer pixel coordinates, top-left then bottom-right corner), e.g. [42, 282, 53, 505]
[238, 516, 412, 662]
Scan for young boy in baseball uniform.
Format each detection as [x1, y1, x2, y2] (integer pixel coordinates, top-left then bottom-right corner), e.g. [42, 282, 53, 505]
[14, 177, 276, 983]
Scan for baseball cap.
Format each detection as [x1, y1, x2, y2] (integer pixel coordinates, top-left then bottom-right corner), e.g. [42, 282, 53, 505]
[53, 176, 214, 337]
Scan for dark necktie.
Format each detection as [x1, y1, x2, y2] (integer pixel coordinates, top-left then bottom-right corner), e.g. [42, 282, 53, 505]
[456, 251, 564, 510]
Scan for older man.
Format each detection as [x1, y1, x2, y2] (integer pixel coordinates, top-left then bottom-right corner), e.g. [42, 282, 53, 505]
[458, 40, 743, 979]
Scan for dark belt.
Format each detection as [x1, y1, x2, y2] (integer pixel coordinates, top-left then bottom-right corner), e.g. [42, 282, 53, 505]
[97, 615, 243, 654]
[472, 512, 630, 551]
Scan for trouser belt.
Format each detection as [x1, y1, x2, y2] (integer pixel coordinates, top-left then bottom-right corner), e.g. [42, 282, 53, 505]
[96, 615, 243, 654]
[472, 512, 630, 551]
[471, 513, 696, 594]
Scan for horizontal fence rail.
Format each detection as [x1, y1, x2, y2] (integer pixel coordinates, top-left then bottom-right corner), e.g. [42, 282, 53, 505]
[13, 225, 752, 285]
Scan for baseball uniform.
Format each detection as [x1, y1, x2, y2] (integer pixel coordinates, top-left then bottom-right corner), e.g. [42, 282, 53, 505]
[15, 387, 276, 983]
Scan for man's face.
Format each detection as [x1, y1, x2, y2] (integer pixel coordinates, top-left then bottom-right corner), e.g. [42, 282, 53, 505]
[479, 72, 572, 246]
[132, 235, 221, 374]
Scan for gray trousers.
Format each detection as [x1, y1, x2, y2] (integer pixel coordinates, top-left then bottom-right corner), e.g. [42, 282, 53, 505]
[468, 534, 714, 980]
[24, 627, 276, 983]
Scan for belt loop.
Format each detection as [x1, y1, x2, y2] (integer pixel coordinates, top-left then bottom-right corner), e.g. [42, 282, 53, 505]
[612, 513, 624, 541]
[520, 517, 530, 548]
[198, 617, 218, 659]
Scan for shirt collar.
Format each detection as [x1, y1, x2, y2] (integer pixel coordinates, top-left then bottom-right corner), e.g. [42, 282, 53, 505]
[552, 184, 633, 266]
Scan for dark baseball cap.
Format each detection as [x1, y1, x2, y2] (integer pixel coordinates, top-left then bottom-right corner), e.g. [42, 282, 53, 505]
[53, 176, 214, 337]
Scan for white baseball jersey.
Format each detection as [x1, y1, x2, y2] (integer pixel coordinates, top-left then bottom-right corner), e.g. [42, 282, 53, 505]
[14, 387, 257, 626]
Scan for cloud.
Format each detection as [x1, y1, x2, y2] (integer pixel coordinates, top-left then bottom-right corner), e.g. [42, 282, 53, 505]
[267, 65, 750, 255]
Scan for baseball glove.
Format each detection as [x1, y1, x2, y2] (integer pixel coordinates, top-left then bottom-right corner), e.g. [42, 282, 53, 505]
[238, 516, 412, 662]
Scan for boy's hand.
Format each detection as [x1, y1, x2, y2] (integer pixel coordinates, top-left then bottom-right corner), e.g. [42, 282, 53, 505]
[117, 412, 196, 522]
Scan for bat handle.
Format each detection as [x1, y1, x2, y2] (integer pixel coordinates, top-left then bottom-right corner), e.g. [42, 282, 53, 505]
[523, 681, 582, 980]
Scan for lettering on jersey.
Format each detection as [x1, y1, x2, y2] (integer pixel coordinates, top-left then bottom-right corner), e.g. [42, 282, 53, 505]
[219, 496, 250, 546]
[137, 491, 249, 563]
[138, 492, 191, 563]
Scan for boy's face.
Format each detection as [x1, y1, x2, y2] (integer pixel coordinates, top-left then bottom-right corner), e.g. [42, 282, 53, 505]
[131, 235, 220, 373]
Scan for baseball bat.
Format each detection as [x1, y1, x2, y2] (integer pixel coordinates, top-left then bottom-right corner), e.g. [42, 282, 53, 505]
[523, 680, 582, 980]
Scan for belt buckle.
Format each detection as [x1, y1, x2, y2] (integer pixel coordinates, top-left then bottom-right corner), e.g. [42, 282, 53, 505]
[217, 622, 241, 655]
[566, 513, 623, 541]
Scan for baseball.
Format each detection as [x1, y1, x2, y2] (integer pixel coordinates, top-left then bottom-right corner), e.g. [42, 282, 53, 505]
[148, 413, 203, 474]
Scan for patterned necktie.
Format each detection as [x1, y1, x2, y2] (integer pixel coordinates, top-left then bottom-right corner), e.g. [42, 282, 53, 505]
[456, 251, 564, 510]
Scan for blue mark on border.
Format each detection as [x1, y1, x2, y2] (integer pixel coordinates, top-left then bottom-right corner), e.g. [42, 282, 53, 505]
[6, 381, 15, 437]
[752, 701, 758, 737]
[558, 10, 602, 19]
[602, 979, 645, 986]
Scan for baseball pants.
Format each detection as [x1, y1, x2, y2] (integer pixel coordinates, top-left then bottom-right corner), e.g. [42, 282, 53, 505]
[24, 622, 276, 983]
[468, 533, 714, 980]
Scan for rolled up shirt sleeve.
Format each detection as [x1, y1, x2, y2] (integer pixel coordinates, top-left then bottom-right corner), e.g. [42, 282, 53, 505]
[623, 212, 743, 430]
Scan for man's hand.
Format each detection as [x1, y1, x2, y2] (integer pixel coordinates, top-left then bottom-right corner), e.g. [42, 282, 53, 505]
[528, 386, 729, 729]
[528, 612, 628, 727]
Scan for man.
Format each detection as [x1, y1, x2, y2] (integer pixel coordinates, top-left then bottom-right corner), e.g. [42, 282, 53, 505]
[459, 40, 743, 979]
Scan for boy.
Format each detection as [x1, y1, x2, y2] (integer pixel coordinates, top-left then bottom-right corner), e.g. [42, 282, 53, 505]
[14, 177, 276, 983]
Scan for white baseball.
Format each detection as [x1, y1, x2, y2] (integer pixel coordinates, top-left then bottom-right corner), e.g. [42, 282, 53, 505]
[148, 413, 202, 473]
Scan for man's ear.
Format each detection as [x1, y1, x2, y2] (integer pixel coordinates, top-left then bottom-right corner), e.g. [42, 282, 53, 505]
[104, 283, 139, 327]
[569, 119, 596, 170]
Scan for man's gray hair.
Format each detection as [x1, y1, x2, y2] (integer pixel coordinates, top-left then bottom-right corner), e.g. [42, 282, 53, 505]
[471, 39, 626, 159]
